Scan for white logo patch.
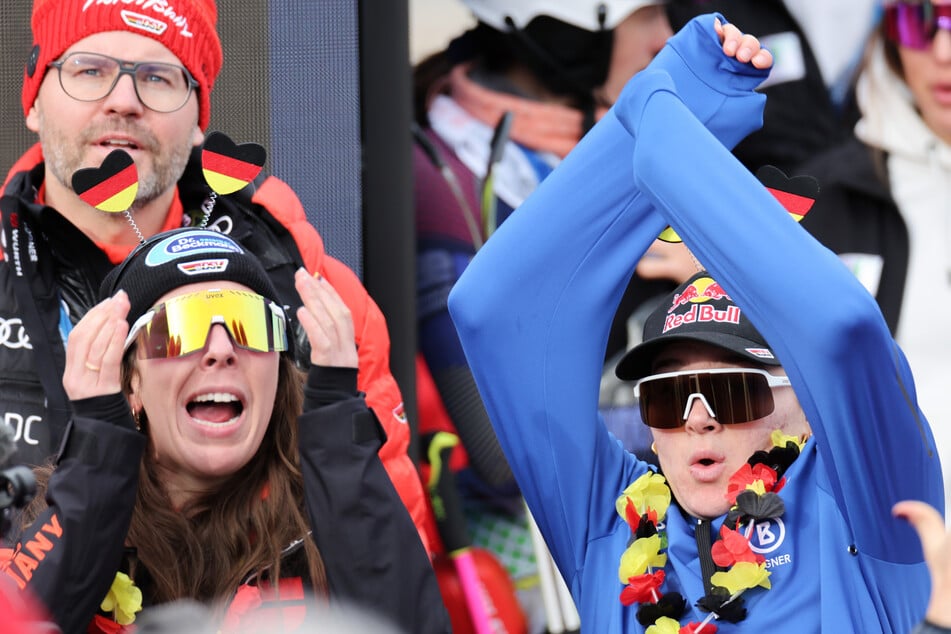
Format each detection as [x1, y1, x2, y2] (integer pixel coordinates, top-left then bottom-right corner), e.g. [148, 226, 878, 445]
[120, 10, 168, 36]
[0, 317, 33, 350]
[177, 259, 230, 276]
[5, 412, 41, 445]
[748, 517, 786, 555]
[82, 1, 195, 38]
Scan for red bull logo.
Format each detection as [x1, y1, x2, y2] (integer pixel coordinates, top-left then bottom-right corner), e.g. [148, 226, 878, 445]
[668, 277, 732, 313]
[664, 304, 742, 333]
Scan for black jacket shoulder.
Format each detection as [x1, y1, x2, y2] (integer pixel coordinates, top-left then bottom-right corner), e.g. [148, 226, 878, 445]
[795, 137, 908, 332]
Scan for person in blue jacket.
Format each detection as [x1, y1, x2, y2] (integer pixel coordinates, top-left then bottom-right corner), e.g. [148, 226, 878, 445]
[448, 12, 945, 634]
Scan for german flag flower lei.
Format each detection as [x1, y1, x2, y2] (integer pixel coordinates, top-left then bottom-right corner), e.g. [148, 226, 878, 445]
[616, 431, 806, 633]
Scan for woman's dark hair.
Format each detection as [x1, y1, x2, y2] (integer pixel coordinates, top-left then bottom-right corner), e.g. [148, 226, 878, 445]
[880, 20, 906, 80]
[125, 352, 326, 605]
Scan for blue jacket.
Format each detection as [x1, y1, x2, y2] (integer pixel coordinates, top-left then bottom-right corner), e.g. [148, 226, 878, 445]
[448, 14, 944, 633]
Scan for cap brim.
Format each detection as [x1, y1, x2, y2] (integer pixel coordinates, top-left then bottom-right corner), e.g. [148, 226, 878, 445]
[614, 331, 781, 381]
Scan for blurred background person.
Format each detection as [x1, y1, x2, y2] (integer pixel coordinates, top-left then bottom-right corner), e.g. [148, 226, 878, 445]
[795, 0, 951, 519]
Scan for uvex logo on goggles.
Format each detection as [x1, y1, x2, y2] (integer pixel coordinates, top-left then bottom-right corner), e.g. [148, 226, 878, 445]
[124, 289, 288, 359]
[886, 2, 951, 50]
[633, 368, 791, 429]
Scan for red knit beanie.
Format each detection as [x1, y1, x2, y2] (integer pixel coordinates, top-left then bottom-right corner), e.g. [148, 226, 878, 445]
[23, 0, 223, 130]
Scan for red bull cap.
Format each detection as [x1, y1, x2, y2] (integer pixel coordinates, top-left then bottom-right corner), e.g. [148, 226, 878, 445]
[615, 271, 780, 381]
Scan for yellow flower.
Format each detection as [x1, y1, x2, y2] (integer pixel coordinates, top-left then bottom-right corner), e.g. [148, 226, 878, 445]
[618, 534, 667, 582]
[771, 429, 805, 451]
[711, 561, 771, 595]
[745, 479, 767, 496]
[616, 472, 671, 520]
[100, 572, 143, 625]
[645, 616, 682, 634]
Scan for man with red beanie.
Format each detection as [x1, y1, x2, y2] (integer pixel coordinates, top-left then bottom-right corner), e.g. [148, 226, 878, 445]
[0, 0, 434, 560]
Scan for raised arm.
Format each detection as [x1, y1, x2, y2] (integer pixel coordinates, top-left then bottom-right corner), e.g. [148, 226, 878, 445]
[2, 293, 143, 633]
[293, 271, 450, 633]
[613, 60, 943, 560]
[449, 12, 772, 587]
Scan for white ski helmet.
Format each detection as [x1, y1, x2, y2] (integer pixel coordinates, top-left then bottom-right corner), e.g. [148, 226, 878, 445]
[462, 0, 665, 32]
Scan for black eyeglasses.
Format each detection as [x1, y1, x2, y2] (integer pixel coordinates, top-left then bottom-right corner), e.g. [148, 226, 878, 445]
[633, 368, 791, 429]
[48, 52, 198, 113]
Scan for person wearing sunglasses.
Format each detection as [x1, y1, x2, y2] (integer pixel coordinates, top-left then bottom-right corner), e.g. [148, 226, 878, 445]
[449, 11, 943, 633]
[794, 0, 951, 516]
[0, 228, 449, 633]
[0, 0, 434, 559]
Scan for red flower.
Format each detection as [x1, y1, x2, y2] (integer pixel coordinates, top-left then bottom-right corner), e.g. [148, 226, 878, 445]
[725, 464, 778, 504]
[619, 570, 666, 605]
[625, 498, 638, 531]
[773, 476, 786, 494]
[679, 622, 718, 634]
[625, 500, 658, 533]
[710, 525, 764, 567]
[87, 614, 126, 634]
[220, 584, 264, 633]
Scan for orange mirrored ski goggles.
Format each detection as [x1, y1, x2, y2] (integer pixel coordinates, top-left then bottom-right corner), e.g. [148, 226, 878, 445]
[125, 288, 288, 359]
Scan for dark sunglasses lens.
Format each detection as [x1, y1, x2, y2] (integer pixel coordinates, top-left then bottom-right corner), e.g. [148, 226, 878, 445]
[639, 375, 689, 429]
[703, 372, 774, 425]
[638, 372, 776, 429]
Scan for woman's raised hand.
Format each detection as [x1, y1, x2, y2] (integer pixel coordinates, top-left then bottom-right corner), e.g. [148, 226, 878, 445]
[63, 291, 130, 400]
[295, 269, 358, 369]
